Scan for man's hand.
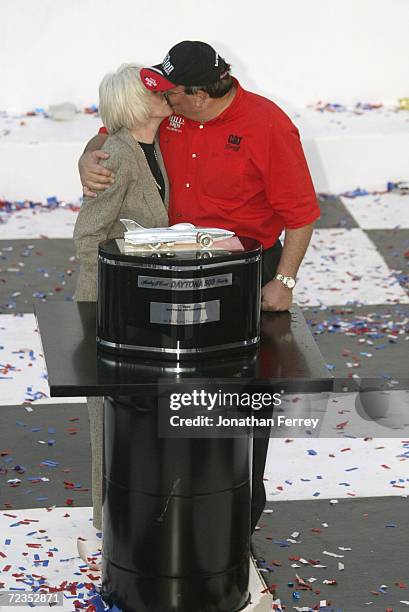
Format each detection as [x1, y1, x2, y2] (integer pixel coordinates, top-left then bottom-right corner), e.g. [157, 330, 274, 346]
[261, 279, 292, 312]
[78, 150, 115, 197]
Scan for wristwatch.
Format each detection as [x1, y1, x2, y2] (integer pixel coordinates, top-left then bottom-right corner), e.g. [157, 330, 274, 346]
[275, 273, 296, 289]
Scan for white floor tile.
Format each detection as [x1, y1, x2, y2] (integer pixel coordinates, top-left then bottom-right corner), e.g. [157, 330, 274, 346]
[265, 434, 409, 501]
[341, 192, 409, 229]
[0, 314, 85, 406]
[0, 507, 266, 611]
[295, 228, 409, 306]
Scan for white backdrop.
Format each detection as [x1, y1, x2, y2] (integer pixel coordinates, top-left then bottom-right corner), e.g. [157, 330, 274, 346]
[2, 0, 409, 111]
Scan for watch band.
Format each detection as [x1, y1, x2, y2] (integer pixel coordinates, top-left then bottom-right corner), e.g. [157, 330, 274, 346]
[275, 273, 296, 289]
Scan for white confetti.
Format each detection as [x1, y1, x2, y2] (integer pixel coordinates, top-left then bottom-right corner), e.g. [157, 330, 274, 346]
[287, 538, 302, 544]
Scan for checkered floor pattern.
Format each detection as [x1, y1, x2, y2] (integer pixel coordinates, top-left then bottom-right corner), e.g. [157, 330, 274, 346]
[0, 192, 408, 611]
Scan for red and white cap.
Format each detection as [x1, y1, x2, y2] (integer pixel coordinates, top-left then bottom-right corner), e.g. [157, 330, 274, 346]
[140, 65, 176, 92]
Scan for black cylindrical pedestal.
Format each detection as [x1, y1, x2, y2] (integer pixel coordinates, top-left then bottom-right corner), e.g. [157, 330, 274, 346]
[101, 395, 251, 612]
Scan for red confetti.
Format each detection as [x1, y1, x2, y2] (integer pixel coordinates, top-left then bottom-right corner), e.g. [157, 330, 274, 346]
[336, 421, 348, 429]
[261, 584, 277, 594]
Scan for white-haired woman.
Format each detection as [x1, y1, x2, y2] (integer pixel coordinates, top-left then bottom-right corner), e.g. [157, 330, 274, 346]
[73, 63, 172, 531]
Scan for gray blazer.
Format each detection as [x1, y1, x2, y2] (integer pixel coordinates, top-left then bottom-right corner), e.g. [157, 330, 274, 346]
[74, 128, 169, 301]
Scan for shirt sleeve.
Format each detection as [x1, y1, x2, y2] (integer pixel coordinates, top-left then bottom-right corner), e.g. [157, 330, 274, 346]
[265, 121, 320, 229]
[73, 149, 132, 300]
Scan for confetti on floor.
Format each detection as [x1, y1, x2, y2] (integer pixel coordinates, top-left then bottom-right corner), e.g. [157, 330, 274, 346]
[0, 174, 408, 611]
[0, 314, 85, 406]
[265, 436, 409, 501]
[295, 229, 409, 306]
[0, 507, 267, 611]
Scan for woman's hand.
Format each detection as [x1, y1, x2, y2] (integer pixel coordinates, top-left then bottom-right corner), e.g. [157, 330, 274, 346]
[78, 150, 115, 197]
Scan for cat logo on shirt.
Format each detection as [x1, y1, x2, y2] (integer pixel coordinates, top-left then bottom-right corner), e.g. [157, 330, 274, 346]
[166, 115, 185, 133]
[225, 134, 243, 151]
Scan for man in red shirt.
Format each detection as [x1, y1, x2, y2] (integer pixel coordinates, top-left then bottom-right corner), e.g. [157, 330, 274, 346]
[80, 41, 319, 312]
[78, 41, 320, 532]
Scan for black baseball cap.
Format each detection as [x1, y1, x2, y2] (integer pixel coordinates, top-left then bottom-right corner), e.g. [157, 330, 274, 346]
[141, 41, 229, 92]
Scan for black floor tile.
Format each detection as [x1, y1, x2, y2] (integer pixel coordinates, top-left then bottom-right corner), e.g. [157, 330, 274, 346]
[302, 304, 409, 380]
[0, 239, 79, 313]
[316, 197, 359, 229]
[0, 402, 91, 510]
[252, 496, 409, 611]
[366, 229, 409, 295]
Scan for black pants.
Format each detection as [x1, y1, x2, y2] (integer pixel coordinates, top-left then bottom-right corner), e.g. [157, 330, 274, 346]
[251, 239, 282, 533]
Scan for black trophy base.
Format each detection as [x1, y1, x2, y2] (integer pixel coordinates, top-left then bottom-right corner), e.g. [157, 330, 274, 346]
[96, 337, 259, 362]
[97, 237, 261, 361]
[101, 559, 251, 612]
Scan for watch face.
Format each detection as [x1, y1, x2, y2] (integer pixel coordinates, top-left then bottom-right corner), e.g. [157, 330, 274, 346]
[286, 278, 296, 289]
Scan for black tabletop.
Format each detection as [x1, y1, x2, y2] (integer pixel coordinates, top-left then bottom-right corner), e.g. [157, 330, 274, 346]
[34, 303, 332, 397]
